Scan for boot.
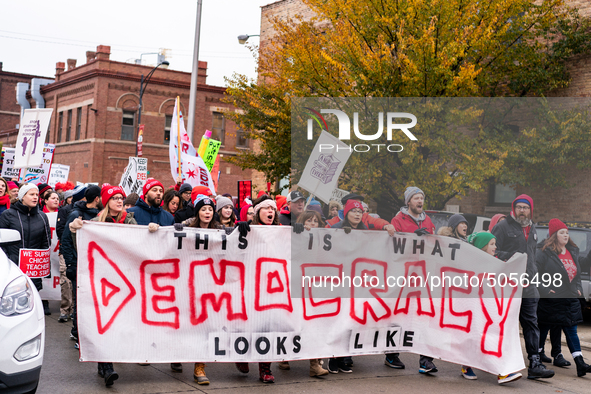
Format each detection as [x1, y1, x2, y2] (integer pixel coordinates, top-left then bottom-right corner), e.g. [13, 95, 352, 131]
[193, 363, 209, 385]
[170, 363, 182, 372]
[99, 363, 119, 387]
[278, 361, 290, 370]
[574, 355, 591, 377]
[553, 353, 571, 367]
[259, 362, 274, 383]
[310, 359, 328, 377]
[527, 355, 555, 379]
[539, 350, 552, 363]
[236, 362, 249, 373]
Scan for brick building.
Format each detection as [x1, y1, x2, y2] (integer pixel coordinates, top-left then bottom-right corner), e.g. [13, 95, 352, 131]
[0, 45, 254, 196]
[260, 0, 591, 222]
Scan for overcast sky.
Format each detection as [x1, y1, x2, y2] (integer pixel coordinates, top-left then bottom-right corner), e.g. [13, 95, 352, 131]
[1, 0, 271, 87]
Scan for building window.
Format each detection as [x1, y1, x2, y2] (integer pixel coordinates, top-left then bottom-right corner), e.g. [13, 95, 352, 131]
[76, 107, 82, 140]
[211, 112, 225, 145]
[65, 109, 72, 142]
[121, 111, 135, 141]
[164, 115, 172, 145]
[57, 112, 63, 142]
[236, 129, 248, 148]
[489, 183, 516, 205]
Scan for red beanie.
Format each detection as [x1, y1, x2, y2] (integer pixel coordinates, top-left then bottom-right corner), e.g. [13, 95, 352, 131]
[240, 204, 252, 222]
[548, 218, 568, 237]
[7, 181, 18, 190]
[143, 178, 164, 197]
[101, 185, 126, 207]
[191, 186, 212, 205]
[344, 199, 363, 218]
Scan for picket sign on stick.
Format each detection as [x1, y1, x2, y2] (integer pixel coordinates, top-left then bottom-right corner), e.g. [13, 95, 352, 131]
[76, 223, 526, 375]
[176, 96, 182, 178]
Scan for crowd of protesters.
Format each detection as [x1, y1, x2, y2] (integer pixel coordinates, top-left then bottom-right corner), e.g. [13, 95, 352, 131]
[1, 177, 591, 387]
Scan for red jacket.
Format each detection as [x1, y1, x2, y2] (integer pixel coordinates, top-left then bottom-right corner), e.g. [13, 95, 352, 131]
[391, 211, 435, 234]
[326, 212, 390, 230]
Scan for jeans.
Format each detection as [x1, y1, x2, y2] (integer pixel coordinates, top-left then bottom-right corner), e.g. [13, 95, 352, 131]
[540, 324, 582, 356]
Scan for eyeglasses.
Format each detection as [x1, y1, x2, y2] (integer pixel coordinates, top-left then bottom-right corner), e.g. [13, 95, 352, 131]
[349, 209, 363, 214]
[111, 196, 125, 201]
[515, 206, 530, 211]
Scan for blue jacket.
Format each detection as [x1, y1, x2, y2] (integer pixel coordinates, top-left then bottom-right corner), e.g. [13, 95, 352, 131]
[127, 198, 174, 226]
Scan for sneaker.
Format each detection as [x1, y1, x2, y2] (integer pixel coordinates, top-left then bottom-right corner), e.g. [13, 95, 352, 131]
[327, 358, 339, 374]
[69, 333, 77, 341]
[258, 363, 274, 383]
[461, 366, 477, 380]
[343, 356, 353, 367]
[553, 354, 571, 367]
[419, 358, 438, 374]
[338, 363, 352, 373]
[74, 342, 79, 350]
[385, 354, 405, 369]
[58, 314, 68, 323]
[539, 351, 552, 363]
[498, 372, 522, 384]
[170, 363, 182, 372]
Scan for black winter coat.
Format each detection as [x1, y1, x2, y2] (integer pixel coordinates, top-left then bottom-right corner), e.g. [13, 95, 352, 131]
[56, 202, 74, 240]
[536, 244, 584, 327]
[0, 201, 51, 290]
[61, 201, 100, 275]
[127, 198, 174, 226]
[491, 215, 539, 298]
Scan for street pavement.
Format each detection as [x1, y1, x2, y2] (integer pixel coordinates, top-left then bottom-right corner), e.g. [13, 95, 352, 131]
[38, 300, 591, 394]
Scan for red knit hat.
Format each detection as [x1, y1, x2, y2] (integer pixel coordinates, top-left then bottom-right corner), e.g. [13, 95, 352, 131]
[548, 218, 568, 237]
[101, 185, 126, 207]
[142, 178, 164, 197]
[344, 199, 363, 218]
[191, 186, 212, 205]
[7, 181, 18, 190]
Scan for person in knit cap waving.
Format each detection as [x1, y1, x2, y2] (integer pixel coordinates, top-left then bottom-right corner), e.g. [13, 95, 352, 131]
[492, 194, 554, 380]
[536, 218, 591, 378]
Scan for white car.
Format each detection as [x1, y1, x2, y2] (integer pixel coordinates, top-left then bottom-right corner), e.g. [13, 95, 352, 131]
[0, 229, 45, 394]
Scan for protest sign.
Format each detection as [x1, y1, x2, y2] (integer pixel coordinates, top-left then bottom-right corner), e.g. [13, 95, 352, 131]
[76, 224, 526, 375]
[19, 249, 50, 278]
[1, 148, 20, 179]
[118, 157, 148, 196]
[48, 164, 70, 187]
[202, 139, 221, 172]
[237, 180, 252, 209]
[297, 131, 352, 204]
[18, 144, 55, 184]
[38, 212, 61, 301]
[14, 108, 53, 169]
[330, 187, 349, 202]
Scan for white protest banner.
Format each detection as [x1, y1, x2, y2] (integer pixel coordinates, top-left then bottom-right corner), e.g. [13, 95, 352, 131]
[297, 130, 352, 204]
[76, 224, 526, 375]
[38, 212, 61, 301]
[19, 144, 55, 184]
[330, 187, 349, 202]
[48, 164, 70, 187]
[1, 148, 19, 179]
[118, 157, 148, 196]
[14, 108, 53, 169]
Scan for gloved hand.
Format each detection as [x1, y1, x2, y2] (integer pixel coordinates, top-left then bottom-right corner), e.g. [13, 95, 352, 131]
[69, 217, 83, 233]
[414, 227, 430, 236]
[148, 223, 159, 233]
[174, 223, 184, 231]
[236, 220, 251, 237]
[293, 223, 304, 234]
[66, 266, 76, 282]
[344, 226, 352, 234]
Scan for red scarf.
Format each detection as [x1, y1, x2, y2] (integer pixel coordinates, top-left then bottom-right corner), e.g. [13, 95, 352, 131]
[0, 195, 10, 209]
[106, 211, 128, 224]
[42, 205, 57, 213]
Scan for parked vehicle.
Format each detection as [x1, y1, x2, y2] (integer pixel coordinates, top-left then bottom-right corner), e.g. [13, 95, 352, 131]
[426, 210, 492, 235]
[535, 222, 591, 305]
[0, 229, 45, 394]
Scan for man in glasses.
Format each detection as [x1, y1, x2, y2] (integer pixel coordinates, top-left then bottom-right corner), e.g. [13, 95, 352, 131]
[492, 194, 555, 380]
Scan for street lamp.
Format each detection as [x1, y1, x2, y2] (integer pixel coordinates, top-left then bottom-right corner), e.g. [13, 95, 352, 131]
[238, 34, 260, 44]
[135, 60, 170, 156]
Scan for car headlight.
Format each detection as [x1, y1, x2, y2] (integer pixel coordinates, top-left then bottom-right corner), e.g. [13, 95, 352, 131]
[0, 275, 34, 316]
[14, 334, 42, 361]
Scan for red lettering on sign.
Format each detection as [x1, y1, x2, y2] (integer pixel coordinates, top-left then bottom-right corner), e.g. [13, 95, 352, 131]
[439, 267, 474, 333]
[101, 278, 121, 307]
[350, 258, 390, 324]
[140, 259, 180, 329]
[189, 258, 247, 325]
[393, 260, 435, 317]
[255, 258, 293, 312]
[301, 264, 342, 320]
